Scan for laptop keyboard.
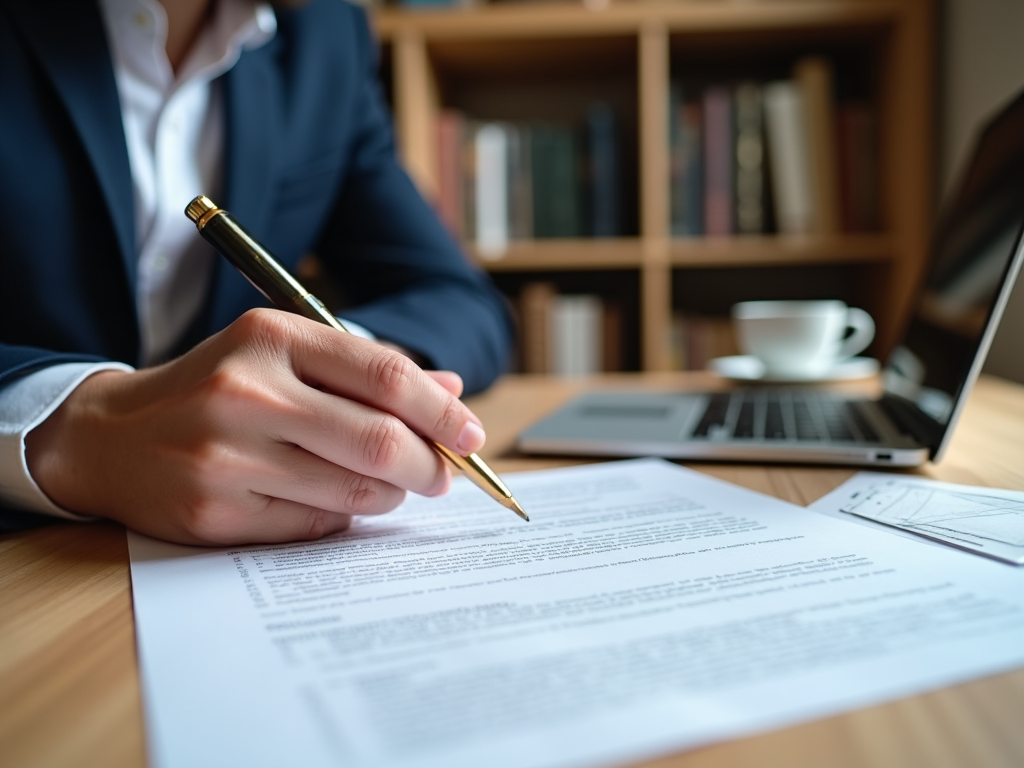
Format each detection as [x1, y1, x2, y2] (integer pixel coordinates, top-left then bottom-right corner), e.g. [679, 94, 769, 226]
[692, 390, 881, 443]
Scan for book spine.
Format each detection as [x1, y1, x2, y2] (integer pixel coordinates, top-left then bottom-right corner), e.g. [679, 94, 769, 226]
[703, 86, 734, 237]
[588, 102, 621, 238]
[519, 282, 556, 374]
[669, 83, 686, 237]
[509, 124, 533, 240]
[550, 127, 583, 238]
[551, 295, 602, 376]
[795, 56, 841, 234]
[734, 82, 766, 235]
[436, 109, 464, 239]
[474, 122, 509, 258]
[530, 125, 553, 238]
[462, 120, 477, 242]
[763, 81, 814, 235]
[669, 312, 688, 370]
[602, 301, 623, 372]
[681, 100, 704, 237]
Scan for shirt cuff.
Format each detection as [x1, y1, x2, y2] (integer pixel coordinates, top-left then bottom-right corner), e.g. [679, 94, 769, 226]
[0, 362, 134, 520]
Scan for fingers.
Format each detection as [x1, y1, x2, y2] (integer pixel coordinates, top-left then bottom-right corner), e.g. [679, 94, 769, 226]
[425, 370, 464, 398]
[249, 442, 414, 514]
[277, 317, 485, 455]
[226, 499, 353, 546]
[271, 386, 453, 497]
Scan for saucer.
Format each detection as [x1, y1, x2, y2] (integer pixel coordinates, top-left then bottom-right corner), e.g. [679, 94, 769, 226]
[709, 355, 879, 382]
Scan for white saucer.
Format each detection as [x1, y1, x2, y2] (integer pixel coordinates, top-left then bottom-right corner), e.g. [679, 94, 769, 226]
[709, 355, 880, 383]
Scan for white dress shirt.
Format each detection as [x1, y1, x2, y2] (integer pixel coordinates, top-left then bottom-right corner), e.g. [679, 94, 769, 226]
[0, 0, 369, 519]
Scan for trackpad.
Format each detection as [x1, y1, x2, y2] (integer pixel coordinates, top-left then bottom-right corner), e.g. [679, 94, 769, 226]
[524, 392, 703, 442]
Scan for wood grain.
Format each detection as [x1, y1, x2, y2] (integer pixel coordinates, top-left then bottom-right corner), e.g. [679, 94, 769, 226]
[2, 373, 1022, 768]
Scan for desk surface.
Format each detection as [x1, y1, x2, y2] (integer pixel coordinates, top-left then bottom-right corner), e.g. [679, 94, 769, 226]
[3, 373, 1024, 768]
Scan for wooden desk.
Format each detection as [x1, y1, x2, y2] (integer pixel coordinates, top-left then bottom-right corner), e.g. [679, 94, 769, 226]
[3, 373, 1024, 768]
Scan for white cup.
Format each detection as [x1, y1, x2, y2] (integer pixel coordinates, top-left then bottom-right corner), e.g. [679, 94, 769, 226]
[732, 300, 875, 378]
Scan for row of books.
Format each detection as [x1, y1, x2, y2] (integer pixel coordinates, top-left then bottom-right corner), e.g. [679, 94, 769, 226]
[514, 283, 742, 374]
[435, 104, 624, 257]
[518, 283, 623, 375]
[516, 289, 739, 374]
[670, 56, 879, 237]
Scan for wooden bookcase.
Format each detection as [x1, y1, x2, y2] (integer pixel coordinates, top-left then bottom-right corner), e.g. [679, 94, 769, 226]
[371, 0, 934, 372]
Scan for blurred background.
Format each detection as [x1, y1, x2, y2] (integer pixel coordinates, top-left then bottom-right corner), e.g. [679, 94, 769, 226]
[354, 0, 1024, 384]
[942, 0, 1024, 383]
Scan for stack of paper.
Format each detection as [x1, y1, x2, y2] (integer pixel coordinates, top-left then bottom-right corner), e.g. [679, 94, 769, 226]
[129, 460, 1024, 768]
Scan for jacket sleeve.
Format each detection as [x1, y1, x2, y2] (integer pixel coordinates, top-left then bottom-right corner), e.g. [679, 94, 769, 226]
[310, 6, 515, 396]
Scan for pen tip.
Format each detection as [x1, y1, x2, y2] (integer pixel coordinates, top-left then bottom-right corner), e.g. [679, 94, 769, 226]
[510, 497, 529, 522]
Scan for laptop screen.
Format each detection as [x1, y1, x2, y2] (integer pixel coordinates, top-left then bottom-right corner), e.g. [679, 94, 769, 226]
[882, 91, 1024, 451]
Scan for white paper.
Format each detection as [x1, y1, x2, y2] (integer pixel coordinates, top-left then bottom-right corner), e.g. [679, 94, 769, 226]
[129, 459, 1024, 768]
[810, 472, 1024, 565]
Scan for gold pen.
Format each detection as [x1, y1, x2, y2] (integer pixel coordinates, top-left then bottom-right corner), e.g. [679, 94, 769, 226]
[185, 195, 528, 522]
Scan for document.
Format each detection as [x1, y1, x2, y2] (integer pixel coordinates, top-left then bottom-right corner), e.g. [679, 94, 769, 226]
[128, 459, 1024, 768]
[810, 472, 1024, 565]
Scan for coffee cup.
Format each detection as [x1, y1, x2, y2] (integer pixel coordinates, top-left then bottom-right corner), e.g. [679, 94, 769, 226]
[731, 300, 875, 378]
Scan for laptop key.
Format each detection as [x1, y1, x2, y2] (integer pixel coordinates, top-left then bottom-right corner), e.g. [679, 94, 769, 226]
[794, 401, 820, 440]
[764, 401, 786, 439]
[735, 401, 755, 438]
[693, 393, 732, 438]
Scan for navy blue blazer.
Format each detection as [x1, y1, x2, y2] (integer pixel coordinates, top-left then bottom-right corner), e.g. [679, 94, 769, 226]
[0, 0, 513, 526]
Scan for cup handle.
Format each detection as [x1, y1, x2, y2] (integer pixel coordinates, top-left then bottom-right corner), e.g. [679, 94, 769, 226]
[838, 307, 875, 360]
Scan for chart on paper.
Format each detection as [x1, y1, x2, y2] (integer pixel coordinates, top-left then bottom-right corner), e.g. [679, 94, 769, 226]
[823, 473, 1024, 564]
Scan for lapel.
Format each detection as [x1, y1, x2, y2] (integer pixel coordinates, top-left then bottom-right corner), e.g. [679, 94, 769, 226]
[8, 1, 137, 289]
[203, 37, 282, 335]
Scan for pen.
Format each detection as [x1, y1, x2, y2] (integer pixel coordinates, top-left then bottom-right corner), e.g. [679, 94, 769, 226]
[185, 195, 528, 522]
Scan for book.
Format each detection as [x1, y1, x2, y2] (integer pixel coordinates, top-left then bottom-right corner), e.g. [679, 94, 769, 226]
[795, 56, 841, 234]
[519, 282, 557, 374]
[669, 83, 685, 236]
[670, 85, 704, 237]
[474, 122, 510, 258]
[734, 82, 766, 235]
[436, 109, 464, 239]
[531, 124, 583, 238]
[461, 120, 477, 242]
[551, 294, 603, 376]
[508, 124, 533, 241]
[763, 80, 814, 235]
[702, 86, 734, 236]
[586, 102, 621, 238]
[680, 100, 704, 237]
[602, 300, 623, 373]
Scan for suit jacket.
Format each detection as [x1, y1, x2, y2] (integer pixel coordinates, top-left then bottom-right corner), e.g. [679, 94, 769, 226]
[0, 0, 514, 525]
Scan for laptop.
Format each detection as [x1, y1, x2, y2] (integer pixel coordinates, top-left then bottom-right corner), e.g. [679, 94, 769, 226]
[518, 90, 1024, 468]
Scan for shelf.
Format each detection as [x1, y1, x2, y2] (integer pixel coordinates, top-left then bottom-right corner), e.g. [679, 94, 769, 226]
[670, 234, 893, 268]
[464, 235, 891, 271]
[468, 239, 643, 271]
[374, 2, 901, 42]
[376, 0, 933, 371]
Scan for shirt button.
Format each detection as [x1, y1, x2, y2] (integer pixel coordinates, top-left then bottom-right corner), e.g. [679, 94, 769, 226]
[151, 253, 169, 272]
[133, 11, 151, 29]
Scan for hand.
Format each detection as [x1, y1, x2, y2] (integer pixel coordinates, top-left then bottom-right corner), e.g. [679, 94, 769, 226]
[25, 309, 486, 546]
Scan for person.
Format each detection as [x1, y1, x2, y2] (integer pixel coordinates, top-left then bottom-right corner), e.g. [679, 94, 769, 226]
[0, 0, 514, 544]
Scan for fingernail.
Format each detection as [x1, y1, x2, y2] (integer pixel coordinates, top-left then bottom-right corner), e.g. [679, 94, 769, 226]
[456, 421, 485, 454]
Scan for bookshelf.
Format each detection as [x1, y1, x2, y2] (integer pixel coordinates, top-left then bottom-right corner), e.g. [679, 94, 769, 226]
[371, 0, 934, 373]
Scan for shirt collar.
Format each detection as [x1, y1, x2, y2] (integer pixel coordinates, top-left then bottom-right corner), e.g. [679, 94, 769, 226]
[99, 0, 277, 87]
